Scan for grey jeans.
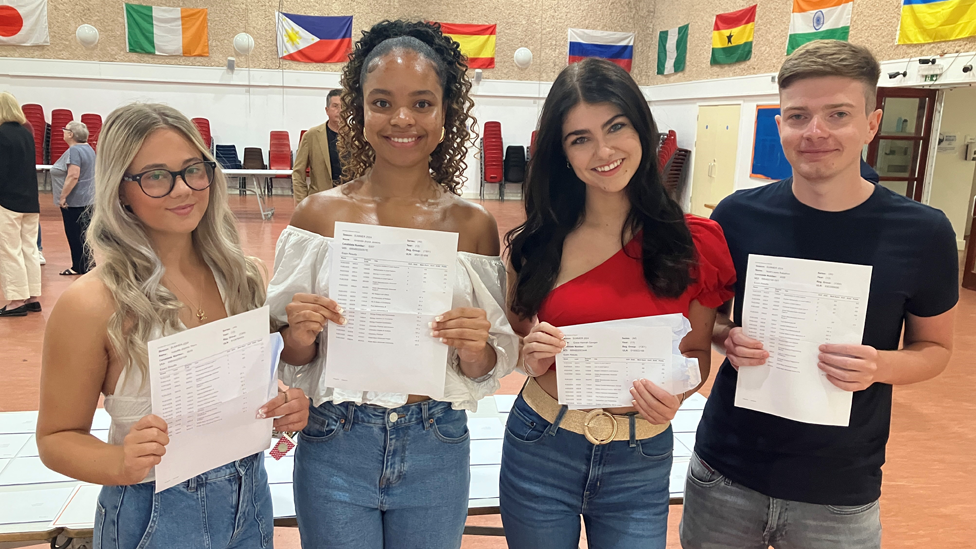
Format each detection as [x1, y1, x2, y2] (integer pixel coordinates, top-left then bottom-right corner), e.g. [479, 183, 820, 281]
[679, 453, 881, 549]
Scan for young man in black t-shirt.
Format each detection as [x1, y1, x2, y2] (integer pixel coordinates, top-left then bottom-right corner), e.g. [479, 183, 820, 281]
[680, 41, 958, 549]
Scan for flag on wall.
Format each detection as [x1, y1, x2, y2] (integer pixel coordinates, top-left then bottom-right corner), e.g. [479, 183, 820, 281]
[788, 0, 853, 54]
[439, 23, 496, 69]
[657, 24, 688, 75]
[568, 28, 635, 72]
[898, 0, 976, 44]
[124, 3, 208, 57]
[0, 0, 49, 45]
[711, 5, 757, 65]
[277, 13, 352, 63]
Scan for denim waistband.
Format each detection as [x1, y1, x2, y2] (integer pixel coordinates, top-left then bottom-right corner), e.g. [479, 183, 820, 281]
[175, 451, 262, 489]
[317, 399, 458, 428]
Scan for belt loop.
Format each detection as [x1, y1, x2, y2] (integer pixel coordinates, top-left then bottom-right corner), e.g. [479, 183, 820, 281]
[546, 405, 569, 436]
[421, 401, 431, 430]
[187, 475, 197, 492]
[343, 402, 355, 431]
[628, 413, 637, 448]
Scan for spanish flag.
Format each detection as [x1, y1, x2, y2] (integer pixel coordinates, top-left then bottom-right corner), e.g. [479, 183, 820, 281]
[439, 23, 496, 69]
[898, 0, 976, 45]
[711, 4, 756, 65]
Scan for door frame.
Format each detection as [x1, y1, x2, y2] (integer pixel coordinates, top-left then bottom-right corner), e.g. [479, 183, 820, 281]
[964, 195, 976, 291]
[865, 87, 938, 202]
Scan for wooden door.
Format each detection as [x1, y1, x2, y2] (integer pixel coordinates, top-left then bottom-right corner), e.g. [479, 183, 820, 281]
[690, 105, 741, 217]
[865, 87, 937, 202]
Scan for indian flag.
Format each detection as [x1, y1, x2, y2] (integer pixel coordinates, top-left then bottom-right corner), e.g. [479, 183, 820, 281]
[787, 0, 853, 54]
[711, 5, 757, 65]
[439, 23, 496, 69]
[124, 3, 209, 57]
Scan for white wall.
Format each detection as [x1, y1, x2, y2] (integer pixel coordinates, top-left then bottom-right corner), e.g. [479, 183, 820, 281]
[928, 86, 976, 248]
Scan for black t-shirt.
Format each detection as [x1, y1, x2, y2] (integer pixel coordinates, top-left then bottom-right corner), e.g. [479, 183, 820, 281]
[326, 125, 341, 183]
[696, 178, 958, 506]
[0, 122, 40, 214]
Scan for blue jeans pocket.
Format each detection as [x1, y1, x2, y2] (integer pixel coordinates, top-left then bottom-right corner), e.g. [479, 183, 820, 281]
[687, 452, 725, 487]
[826, 500, 879, 516]
[93, 500, 106, 548]
[431, 408, 470, 443]
[636, 428, 674, 461]
[504, 398, 547, 444]
[300, 403, 343, 442]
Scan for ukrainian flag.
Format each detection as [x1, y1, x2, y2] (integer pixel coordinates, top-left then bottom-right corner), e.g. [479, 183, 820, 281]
[898, 0, 976, 44]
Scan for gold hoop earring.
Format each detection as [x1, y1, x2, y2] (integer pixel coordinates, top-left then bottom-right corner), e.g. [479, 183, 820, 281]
[439, 128, 446, 143]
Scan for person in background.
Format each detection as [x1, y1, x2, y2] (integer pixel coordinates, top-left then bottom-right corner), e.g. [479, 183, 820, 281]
[860, 157, 880, 184]
[0, 91, 42, 317]
[681, 40, 957, 549]
[51, 120, 96, 276]
[23, 120, 45, 266]
[292, 89, 341, 202]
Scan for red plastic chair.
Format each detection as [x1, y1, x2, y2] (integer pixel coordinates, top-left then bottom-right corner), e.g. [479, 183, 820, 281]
[80, 113, 102, 151]
[49, 109, 74, 162]
[269, 131, 292, 178]
[191, 118, 212, 149]
[21, 104, 46, 164]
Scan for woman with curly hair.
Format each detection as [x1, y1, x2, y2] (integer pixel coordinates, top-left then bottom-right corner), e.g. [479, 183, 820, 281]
[266, 20, 519, 548]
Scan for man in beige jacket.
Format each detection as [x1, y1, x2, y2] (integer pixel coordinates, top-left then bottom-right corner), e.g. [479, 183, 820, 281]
[292, 89, 342, 202]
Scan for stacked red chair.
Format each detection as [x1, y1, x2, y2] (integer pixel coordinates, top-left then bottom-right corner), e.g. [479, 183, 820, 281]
[20, 104, 46, 164]
[191, 118, 212, 149]
[299, 129, 309, 178]
[530, 130, 538, 157]
[657, 129, 677, 171]
[482, 121, 503, 184]
[80, 113, 102, 151]
[269, 131, 292, 194]
[49, 109, 74, 163]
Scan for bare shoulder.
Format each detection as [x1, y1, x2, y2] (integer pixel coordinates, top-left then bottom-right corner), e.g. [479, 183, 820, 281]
[445, 195, 500, 256]
[290, 181, 366, 238]
[48, 270, 115, 336]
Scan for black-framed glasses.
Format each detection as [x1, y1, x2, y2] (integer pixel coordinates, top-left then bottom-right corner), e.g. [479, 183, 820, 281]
[122, 160, 216, 198]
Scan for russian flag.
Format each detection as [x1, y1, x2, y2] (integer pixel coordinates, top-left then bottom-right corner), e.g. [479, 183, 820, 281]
[568, 28, 635, 72]
[277, 12, 352, 63]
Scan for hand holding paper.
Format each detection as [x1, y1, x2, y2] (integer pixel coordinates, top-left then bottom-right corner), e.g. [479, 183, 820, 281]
[285, 293, 346, 347]
[723, 327, 769, 370]
[117, 414, 170, 486]
[630, 379, 682, 425]
[817, 343, 881, 392]
[522, 320, 566, 376]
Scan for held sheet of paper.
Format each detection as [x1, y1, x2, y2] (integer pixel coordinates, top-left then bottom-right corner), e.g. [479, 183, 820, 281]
[327, 222, 459, 398]
[735, 255, 872, 427]
[556, 315, 701, 409]
[149, 307, 281, 493]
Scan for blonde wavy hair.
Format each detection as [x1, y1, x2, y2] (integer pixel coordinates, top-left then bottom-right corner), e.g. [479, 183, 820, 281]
[0, 92, 27, 125]
[88, 103, 266, 380]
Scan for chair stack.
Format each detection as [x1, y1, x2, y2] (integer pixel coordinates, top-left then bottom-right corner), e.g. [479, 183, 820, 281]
[192, 118, 212, 150]
[214, 144, 242, 170]
[269, 131, 292, 176]
[20, 104, 46, 164]
[530, 130, 537, 157]
[80, 113, 102, 151]
[242, 147, 266, 170]
[482, 121, 503, 184]
[49, 109, 74, 163]
[657, 129, 677, 171]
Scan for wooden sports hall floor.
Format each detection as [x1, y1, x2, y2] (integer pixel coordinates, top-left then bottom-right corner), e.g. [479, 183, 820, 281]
[3, 193, 973, 548]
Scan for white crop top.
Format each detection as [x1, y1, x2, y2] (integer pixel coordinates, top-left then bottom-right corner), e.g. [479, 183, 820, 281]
[266, 225, 519, 412]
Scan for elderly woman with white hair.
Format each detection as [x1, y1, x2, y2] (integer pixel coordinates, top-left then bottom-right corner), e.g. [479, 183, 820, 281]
[52, 120, 96, 275]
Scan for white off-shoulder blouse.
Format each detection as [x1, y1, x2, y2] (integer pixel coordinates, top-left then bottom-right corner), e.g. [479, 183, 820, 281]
[266, 225, 519, 412]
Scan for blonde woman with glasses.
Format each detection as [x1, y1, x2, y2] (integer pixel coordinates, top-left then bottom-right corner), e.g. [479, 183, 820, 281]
[36, 103, 309, 549]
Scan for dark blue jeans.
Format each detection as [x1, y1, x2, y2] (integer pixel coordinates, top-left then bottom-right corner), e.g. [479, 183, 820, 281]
[294, 399, 471, 549]
[94, 452, 273, 549]
[499, 394, 673, 549]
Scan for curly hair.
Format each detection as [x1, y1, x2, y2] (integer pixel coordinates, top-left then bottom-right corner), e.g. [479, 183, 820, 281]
[337, 20, 476, 194]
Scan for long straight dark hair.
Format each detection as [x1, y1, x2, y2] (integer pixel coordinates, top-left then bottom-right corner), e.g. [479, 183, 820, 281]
[506, 58, 696, 319]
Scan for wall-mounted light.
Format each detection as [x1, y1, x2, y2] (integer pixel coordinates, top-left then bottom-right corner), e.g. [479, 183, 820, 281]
[76, 24, 99, 48]
[514, 47, 533, 70]
[233, 33, 255, 56]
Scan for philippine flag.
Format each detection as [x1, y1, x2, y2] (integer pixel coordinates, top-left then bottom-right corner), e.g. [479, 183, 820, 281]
[0, 0, 49, 46]
[276, 12, 352, 63]
[568, 28, 635, 72]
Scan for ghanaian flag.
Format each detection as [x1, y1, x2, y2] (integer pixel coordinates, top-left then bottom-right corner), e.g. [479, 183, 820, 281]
[711, 4, 756, 65]
[439, 23, 496, 69]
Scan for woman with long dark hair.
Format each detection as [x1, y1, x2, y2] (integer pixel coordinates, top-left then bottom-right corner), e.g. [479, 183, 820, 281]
[265, 20, 518, 549]
[500, 58, 736, 548]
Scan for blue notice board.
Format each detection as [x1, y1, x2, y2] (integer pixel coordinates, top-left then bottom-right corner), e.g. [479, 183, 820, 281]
[750, 105, 792, 180]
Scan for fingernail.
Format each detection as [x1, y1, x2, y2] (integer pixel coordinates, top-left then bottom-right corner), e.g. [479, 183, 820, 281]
[339, 317, 347, 325]
[428, 322, 434, 328]
[441, 338, 448, 343]
[337, 306, 344, 314]
[430, 331, 437, 337]
[256, 410, 266, 419]
[435, 316, 443, 322]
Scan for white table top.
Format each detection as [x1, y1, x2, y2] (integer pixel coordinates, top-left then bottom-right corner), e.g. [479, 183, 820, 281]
[35, 165, 52, 171]
[222, 169, 292, 176]
[0, 392, 706, 538]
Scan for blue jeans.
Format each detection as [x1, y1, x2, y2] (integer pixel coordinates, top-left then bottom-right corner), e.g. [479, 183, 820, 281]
[94, 452, 273, 549]
[499, 394, 673, 549]
[294, 399, 471, 549]
[679, 452, 882, 549]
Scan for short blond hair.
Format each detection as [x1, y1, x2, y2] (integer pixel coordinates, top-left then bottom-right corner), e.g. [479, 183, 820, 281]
[0, 92, 27, 125]
[778, 40, 881, 113]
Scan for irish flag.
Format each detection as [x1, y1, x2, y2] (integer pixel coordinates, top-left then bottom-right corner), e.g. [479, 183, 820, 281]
[439, 23, 496, 69]
[711, 5, 757, 65]
[788, 0, 853, 54]
[124, 3, 209, 57]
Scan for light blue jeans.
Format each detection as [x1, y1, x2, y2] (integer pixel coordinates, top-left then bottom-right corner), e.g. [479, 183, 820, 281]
[293, 399, 471, 549]
[499, 394, 673, 549]
[94, 452, 273, 549]
[679, 452, 882, 549]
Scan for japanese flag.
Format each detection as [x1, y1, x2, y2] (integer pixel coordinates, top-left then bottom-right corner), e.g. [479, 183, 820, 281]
[0, 0, 49, 46]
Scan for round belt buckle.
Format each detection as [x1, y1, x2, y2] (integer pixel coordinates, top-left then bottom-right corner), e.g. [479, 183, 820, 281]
[583, 409, 618, 445]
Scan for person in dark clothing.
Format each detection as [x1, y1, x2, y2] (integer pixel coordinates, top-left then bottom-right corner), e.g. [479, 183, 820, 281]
[325, 88, 343, 186]
[860, 157, 880, 183]
[0, 92, 42, 316]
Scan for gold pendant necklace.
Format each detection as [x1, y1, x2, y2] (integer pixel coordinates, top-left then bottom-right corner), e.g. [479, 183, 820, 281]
[166, 277, 207, 322]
